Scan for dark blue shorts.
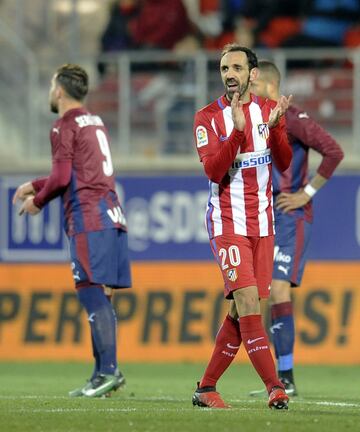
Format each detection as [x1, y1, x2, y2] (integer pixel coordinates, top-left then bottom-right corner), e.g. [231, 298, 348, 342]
[273, 211, 312, 287]
[69, 229, 131, 289]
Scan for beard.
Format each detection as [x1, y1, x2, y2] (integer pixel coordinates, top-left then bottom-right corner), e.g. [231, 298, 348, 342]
[225, 75, 251, 100]
[50, 101, 59, 114]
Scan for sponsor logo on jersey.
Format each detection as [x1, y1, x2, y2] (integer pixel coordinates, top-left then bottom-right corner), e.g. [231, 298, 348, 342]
[258, 123, 269, 139]
[231, 148, 271, 170]
[227, 268, 237, 281]
[196, 125, 208, 148]
[52, 127, 60, 134]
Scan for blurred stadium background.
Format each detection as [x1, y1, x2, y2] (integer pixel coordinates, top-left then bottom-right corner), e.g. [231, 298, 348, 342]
[0, 0, 359, 373]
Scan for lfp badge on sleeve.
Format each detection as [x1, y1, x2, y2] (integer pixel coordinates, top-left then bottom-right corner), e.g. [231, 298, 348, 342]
[0, 176, 69, 262]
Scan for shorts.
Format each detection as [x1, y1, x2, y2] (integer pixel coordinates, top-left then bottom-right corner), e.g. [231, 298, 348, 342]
[69, 229, 132, 289]
[273, 210, 312, 287]
[210, 234, 274, 299]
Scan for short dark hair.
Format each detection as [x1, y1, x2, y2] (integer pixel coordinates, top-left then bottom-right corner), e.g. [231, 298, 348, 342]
[55, 64, 89, 101]
[258, 60, 281, 84]
[221, 43, 258, 70]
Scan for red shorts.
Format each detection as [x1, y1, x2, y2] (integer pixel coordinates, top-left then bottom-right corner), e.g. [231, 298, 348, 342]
[210, 234, 274, 299]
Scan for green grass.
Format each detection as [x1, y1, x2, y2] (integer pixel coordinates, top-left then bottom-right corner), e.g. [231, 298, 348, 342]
[0, 362, 359, 432]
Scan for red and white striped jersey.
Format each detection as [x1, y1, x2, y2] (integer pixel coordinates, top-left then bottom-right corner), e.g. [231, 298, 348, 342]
[194, 93, 291, 239]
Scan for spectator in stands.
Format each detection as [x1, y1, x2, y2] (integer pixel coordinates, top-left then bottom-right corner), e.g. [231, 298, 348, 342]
[130, 0, 192, 50]
[207, 17, 255, 50]
[203, 0, 302, 50]
[98, 0, 193, 77]
[100, 0, 138, 52]
[192, 0, 223, 48]
[98, 0, 139, 76]
[221, 0, 245, 30]
[239, 0, 302, 48]
[201, 0, 251, 50]
[216, 0, 360, 50]
[282, 0, 360, 48]
[344, 22, 360, 47]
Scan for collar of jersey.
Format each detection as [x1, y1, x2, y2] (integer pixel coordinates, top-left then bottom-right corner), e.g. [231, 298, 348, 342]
[61, 106, 87, 120]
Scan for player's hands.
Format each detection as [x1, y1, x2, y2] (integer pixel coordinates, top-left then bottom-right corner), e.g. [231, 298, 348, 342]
[18, 196, 41, 216]
[275, 189, 311, 213]
[12, 182, 35, 205]
[231, 92, 246, 131]
[268, 95, 293, 128]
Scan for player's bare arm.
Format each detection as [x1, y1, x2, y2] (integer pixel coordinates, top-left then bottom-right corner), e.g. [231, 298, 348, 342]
[12, 181, 35, 204]
[231, 92, 245, 131]
[268, 95, 293, 128]
[276, 173, 327, 212]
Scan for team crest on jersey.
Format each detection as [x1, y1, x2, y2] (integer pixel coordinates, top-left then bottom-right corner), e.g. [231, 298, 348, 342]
[258, 123, 269, 139]
[196, 125, 208, 148]
[227, 268, 238, 282]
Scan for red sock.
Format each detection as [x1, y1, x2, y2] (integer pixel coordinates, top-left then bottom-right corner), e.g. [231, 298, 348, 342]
[200, 314, 242, 388]
[239, 314, 283, 393]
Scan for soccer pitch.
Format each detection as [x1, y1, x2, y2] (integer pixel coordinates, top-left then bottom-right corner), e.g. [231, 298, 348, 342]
[0, 362, 359, 432]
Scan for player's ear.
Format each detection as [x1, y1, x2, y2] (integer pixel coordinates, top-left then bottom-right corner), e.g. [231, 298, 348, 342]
[250, 67, 259, 82]
[56, 84, 64, 99]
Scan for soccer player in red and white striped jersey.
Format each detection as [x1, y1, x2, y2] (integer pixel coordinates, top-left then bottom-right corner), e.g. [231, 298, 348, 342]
[192, 44, 293, 410]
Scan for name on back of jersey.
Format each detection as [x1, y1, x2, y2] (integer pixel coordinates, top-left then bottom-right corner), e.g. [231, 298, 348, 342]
[230, 148, 271, 170]
[75, 114, 104, 128]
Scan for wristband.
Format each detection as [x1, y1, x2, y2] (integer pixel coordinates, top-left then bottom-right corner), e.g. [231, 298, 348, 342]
[304, 184, 317, 198]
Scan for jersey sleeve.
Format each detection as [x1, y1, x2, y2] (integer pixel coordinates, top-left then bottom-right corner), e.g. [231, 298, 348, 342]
[52, 126, 75, 161]
[32, 176, 49, 192]
[33, 160, 72, 209]
[287, 108, 344, 178]
[269, 115, 292, 172]
[194, 110, 245, 184]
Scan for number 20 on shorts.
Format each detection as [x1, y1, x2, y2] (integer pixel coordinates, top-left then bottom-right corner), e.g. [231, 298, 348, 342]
[219, 245, 241, 270]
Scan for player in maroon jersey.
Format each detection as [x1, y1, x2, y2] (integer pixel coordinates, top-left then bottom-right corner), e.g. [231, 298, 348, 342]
[192, 44, 293, 410]
[248, 60, 344, 396]
[13, 64, 131, 398]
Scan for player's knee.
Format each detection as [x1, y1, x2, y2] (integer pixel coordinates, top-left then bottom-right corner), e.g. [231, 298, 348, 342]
[233, 286, 260, 316]
[228, 300, 239, 320]
[270, 280, 291, 304]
